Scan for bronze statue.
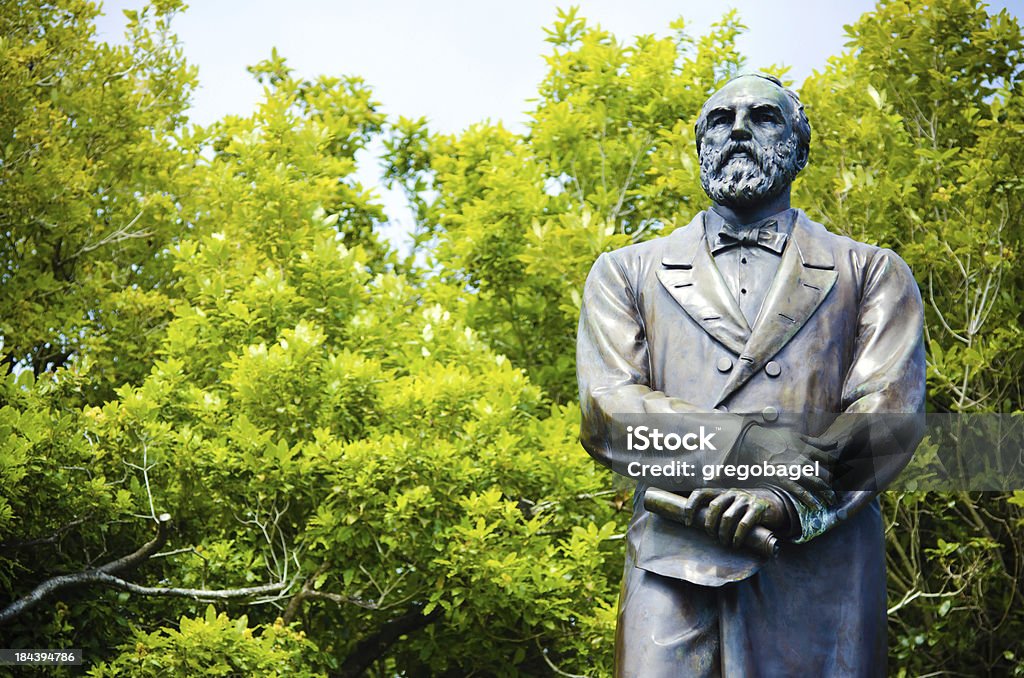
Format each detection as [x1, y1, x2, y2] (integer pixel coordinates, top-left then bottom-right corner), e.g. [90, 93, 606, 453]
[577, 74, 926, 676]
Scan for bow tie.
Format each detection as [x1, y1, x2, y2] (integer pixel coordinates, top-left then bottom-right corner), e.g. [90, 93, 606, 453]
[712, 220, 788, 254]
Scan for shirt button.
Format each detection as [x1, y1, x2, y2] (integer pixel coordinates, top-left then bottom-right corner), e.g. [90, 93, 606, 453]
[740, 288, 747, 294]
[765, 361, 782, 377]
[762, 406, 779, 423]
[716, 357, 733, 372]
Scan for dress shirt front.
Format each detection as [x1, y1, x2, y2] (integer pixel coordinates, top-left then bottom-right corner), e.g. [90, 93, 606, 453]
[705, 207, 798, 326]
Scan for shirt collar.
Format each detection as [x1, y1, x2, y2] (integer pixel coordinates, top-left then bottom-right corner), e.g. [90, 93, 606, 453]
[705, 207, 798, 254]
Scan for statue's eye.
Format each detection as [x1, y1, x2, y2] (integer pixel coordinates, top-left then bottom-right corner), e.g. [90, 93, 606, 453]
[709, 112, 733, 127]
[753, 108, 781, 124]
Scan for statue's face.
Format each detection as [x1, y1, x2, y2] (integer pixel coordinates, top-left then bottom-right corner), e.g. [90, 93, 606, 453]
[698, 77, 804, 209]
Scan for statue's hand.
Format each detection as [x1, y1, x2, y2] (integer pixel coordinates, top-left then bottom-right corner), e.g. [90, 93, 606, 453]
[682, 488, 786, 549]
[739, 425, 837, 508]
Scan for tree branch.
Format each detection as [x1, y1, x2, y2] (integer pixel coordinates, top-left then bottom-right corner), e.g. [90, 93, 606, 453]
[88, 574, 289, 601]
[0, 514, 295, 624]
[0, 513, 171, 625]
[336, 603, 442, 678]
[535, 637, 588, 678]
[282, 561, 331, 624]
[66, 211, 150, 262]
[0, 517, 86, 553]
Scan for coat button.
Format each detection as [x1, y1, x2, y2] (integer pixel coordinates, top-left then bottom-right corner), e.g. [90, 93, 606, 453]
[761, 406, 779, 423]
[716, 357, 733, 372]
[765, 361, 782, 377]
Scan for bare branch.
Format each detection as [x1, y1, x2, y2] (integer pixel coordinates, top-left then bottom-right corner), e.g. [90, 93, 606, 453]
[306, 590, 392, 611]
[90, 575, 289, 601]
[0, 514, 171, 625]
[887, 583, 968, 617]
[928, 271, 968, 345]
[282, 562, 330, 623]
[536, 638, 588, 678]
[122, 435, 160, 523]
[609, 134, 653, 231]
[62, 211, 151, 265]
[0, 518, 86, 553]
[525, 489, 620, 516]
[0, 514, 298, 623]
[151, 546, 201, 559]
[94, 513, 171, 576]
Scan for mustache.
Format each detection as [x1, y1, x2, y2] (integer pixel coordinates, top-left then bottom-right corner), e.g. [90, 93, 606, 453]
[713, 142, 764, 172]
[700, 134, 802, 208]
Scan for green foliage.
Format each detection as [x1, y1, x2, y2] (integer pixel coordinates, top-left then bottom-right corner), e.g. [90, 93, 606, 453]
[48, 206, 622, 672]
[1, 6, 626, 673]
[0, 0, 195, 397]
[0, 366, 156, 665]
[206, 47, 390, 264]
[140, 212, 623, 671]
[89, 607, 326, 677]
[884, 492, 1024, 676]
[797, 0, 1024, 415]
[385, 9, 755, 401]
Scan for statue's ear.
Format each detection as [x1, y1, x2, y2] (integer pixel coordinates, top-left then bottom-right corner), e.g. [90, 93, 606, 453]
[796, 145, 809, 171]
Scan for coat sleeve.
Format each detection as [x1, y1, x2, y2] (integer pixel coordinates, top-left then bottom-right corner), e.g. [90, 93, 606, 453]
[576, 252, 749, 490]
[788, 247, 927, 542]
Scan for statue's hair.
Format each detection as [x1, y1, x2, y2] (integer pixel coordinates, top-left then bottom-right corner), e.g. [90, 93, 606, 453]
[694, 73, 811, 168]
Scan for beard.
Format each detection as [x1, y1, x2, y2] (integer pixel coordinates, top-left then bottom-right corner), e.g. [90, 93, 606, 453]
[699, 136, 802, 209]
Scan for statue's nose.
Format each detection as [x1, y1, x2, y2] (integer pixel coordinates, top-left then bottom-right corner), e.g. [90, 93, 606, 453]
[731, 112, 752, 141]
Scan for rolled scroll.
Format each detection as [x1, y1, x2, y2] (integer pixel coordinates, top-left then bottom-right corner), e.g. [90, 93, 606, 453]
[643, 488, 780, 558]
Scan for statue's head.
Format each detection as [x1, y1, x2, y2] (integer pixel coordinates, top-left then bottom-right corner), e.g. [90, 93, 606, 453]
[694, 74, 811, 209]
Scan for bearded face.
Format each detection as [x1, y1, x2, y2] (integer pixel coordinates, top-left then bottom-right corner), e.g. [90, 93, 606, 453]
[699, 134, 802, 209]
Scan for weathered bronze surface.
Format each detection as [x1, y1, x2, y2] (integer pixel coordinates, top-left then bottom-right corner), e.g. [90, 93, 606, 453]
[577, 74, 926, 677]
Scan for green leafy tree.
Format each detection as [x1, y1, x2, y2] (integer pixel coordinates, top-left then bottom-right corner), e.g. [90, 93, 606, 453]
[393, 1, 1024, 673]
[385, 9, 759, 402]
[0, 0, 196, 399]
[1, 9, 625, 674]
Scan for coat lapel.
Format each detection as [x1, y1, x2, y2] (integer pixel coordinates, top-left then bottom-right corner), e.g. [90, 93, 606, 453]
[714, 213, 839, 406]
[656, 214, 750, 356]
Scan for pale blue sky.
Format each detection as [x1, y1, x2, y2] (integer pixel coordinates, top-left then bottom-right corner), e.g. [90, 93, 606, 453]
[93, 0, 892, 131]
[93, 1, 1023, 249]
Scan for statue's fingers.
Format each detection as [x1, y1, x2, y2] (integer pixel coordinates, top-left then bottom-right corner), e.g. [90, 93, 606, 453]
[732, 502, 766, 548]
[772, 477, 819, 509]
[704, 492, 736, 536]
[807, 462, 833, 487]
[682, 488, 717, 526]
[803, 446, 835, 470]
[718, 497, 748, 546]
